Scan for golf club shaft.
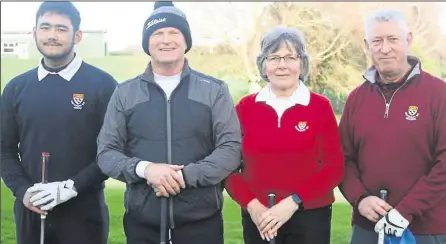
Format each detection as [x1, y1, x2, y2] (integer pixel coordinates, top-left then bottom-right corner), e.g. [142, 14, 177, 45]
[40, 152, 49, 244]
[160, 197, 167, 244]
[377, 189, 388, 244]
[268, 193, 276, 244]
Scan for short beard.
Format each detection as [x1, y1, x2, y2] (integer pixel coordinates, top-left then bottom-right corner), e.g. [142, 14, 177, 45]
[36, 38, 74, 62]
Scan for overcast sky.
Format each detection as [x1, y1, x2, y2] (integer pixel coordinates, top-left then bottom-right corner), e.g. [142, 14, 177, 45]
[2, 2, 446, 51]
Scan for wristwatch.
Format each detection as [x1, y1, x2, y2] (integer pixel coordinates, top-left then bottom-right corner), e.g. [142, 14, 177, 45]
[291, 193, 303, 209]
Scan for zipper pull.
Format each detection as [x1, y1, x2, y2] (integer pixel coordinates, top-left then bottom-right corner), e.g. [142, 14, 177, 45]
[384, 103, 390, 118]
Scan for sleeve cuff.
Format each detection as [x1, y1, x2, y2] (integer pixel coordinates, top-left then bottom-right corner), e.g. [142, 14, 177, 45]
[240, 195, 257, 209]
[135, 161, 151, 179]
[355, 192, 373, 210]
[17, 185, 32, 201]
[395, 205, 414, 223]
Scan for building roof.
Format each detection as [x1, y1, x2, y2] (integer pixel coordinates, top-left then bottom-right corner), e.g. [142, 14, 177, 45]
[1, 30, 107, 35]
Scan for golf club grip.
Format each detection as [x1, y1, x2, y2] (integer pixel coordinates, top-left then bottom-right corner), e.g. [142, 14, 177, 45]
[41, 152, 49, 219]
[267, 194, 276, 244]
[380, 190, 388, 201]
[41, 152, 49, 184]
[377, 189, 388, 244]
[160, 197, 167, 244]
[268, 193, 276, 208]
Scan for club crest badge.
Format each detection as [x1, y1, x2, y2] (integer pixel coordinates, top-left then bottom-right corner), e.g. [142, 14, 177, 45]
[405, 106, 419, 121]
[295, 121, 309, 132]
[71, 93, 85, 110]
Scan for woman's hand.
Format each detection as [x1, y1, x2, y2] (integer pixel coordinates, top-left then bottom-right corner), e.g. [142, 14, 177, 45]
[258, 196, 299, 240]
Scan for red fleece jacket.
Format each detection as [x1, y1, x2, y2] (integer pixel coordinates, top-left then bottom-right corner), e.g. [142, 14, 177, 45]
[226, 92, 344, 210]
[338, 62, 446, 235]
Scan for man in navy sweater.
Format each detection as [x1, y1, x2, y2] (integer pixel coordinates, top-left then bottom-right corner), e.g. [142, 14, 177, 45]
[1, 2, 117, 244]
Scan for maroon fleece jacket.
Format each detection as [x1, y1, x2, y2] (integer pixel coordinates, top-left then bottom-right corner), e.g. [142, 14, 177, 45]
[338, 59, 446, 235]
[226, 92, 344, 210]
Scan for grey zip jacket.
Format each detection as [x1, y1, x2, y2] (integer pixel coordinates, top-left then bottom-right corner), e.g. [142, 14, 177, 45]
[97, 59, 242, 228]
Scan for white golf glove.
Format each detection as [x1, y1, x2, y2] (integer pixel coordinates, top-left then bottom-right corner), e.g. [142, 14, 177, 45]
[374, 209, 410, 237]
[27, 179, 78, 211]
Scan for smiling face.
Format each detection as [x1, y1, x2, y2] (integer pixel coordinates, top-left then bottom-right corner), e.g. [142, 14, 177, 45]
[34, 12, 81, 60]
[265, 41, 301, 91]
[365, 19, 412, 79]
[148, 27, 186, 65]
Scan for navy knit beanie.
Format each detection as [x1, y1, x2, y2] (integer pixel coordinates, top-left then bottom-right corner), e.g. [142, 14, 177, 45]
[142, 1, 192, 56]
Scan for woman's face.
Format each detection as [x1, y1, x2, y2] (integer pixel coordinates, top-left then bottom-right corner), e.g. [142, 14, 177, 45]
[265, 41, 301, 90]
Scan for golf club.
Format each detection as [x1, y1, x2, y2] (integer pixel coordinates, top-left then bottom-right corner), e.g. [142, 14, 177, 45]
[40, 152, 50, 244]
[377, 189, 388, 244]
[268, 193, 276, 244]
[160, 197, 167, 244]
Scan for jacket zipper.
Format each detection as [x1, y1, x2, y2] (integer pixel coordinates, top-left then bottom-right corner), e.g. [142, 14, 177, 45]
[214, 186, 221, 209]
[154, 82, 181, 230]
[376, 82, 409, 119]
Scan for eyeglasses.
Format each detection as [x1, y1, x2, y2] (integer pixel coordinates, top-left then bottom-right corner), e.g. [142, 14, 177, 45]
[265, 54, 300, 66]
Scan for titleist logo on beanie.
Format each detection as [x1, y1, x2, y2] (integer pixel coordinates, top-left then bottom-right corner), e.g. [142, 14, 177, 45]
[146, 18, 167, 30]
[141, 1, 192, 56]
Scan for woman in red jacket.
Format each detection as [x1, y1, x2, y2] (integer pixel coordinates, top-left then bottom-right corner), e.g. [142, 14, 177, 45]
[226, 25, 344, 244]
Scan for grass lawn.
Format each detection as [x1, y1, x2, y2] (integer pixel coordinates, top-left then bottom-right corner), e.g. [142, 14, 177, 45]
[1, 181, 354, 244]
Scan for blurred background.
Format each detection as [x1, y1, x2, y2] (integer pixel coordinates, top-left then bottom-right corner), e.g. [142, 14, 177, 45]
[2, 2, 445, 113]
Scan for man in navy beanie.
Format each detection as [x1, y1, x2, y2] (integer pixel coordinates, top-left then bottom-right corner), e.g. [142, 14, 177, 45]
[97, 1, 242, 244]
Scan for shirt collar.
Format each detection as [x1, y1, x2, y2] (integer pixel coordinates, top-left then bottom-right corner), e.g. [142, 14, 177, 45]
[37, 54, 83, 81]
[363, 55, 421, 84]
[255, 80, 310, 106]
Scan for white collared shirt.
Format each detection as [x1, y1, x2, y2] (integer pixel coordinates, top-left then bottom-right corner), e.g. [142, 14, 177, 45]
[37, 54, 83, 81]
[255, 80, 311, 127]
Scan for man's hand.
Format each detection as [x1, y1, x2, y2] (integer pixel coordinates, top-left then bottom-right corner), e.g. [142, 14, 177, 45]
[145, 163, 185, 197]
[27, 180, 78, 211]
[246, 199, 269, 240]
[358, 196, 393, 222]
[154, 168, 185, 197]
[23, 190, 48, 215]
[375, 209, 410, 237]
[259, 196, 299, 241]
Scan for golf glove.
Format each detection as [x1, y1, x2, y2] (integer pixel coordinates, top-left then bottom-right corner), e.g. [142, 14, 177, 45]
[27, 179, 78, 211]
[374, 209, 410, 237]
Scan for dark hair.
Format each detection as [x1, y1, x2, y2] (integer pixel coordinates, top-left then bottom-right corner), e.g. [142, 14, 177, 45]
[36, 1, 81, 31]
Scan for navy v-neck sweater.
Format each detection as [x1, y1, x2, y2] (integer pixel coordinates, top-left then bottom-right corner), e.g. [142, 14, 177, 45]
[1, 62, 117, 200]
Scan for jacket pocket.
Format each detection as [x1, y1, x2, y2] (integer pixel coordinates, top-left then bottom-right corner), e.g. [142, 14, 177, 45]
[173, 186, 221, 227]
[125, 183, 161, 227]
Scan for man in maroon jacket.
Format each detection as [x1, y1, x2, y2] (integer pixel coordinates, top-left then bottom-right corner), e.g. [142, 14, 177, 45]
[338, 8, 446, 244]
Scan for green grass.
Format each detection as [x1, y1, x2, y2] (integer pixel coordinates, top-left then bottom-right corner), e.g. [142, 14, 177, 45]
[1, 181, 353, 244]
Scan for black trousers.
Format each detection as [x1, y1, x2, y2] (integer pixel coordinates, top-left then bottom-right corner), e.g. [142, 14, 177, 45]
[123, 211, 223, 244]
[242, 205, 332, 244]
[14, 190, 109, 244]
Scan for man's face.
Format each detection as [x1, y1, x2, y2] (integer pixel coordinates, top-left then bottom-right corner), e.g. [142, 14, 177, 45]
[148, 27, 186, 64]
[34, 12, 82, 60]
[365, 20, 413, 77]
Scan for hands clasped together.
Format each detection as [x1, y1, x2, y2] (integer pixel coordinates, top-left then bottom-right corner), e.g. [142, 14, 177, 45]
[144, 163, 186, 197]
[23, 180, 78, 215]
[247, 196, 299, 241]
[358, 196, 410, 237]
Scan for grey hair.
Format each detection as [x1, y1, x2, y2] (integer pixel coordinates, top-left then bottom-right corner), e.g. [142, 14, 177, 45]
[256, 25, 311, 82]
[364, 8, 408, 41]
